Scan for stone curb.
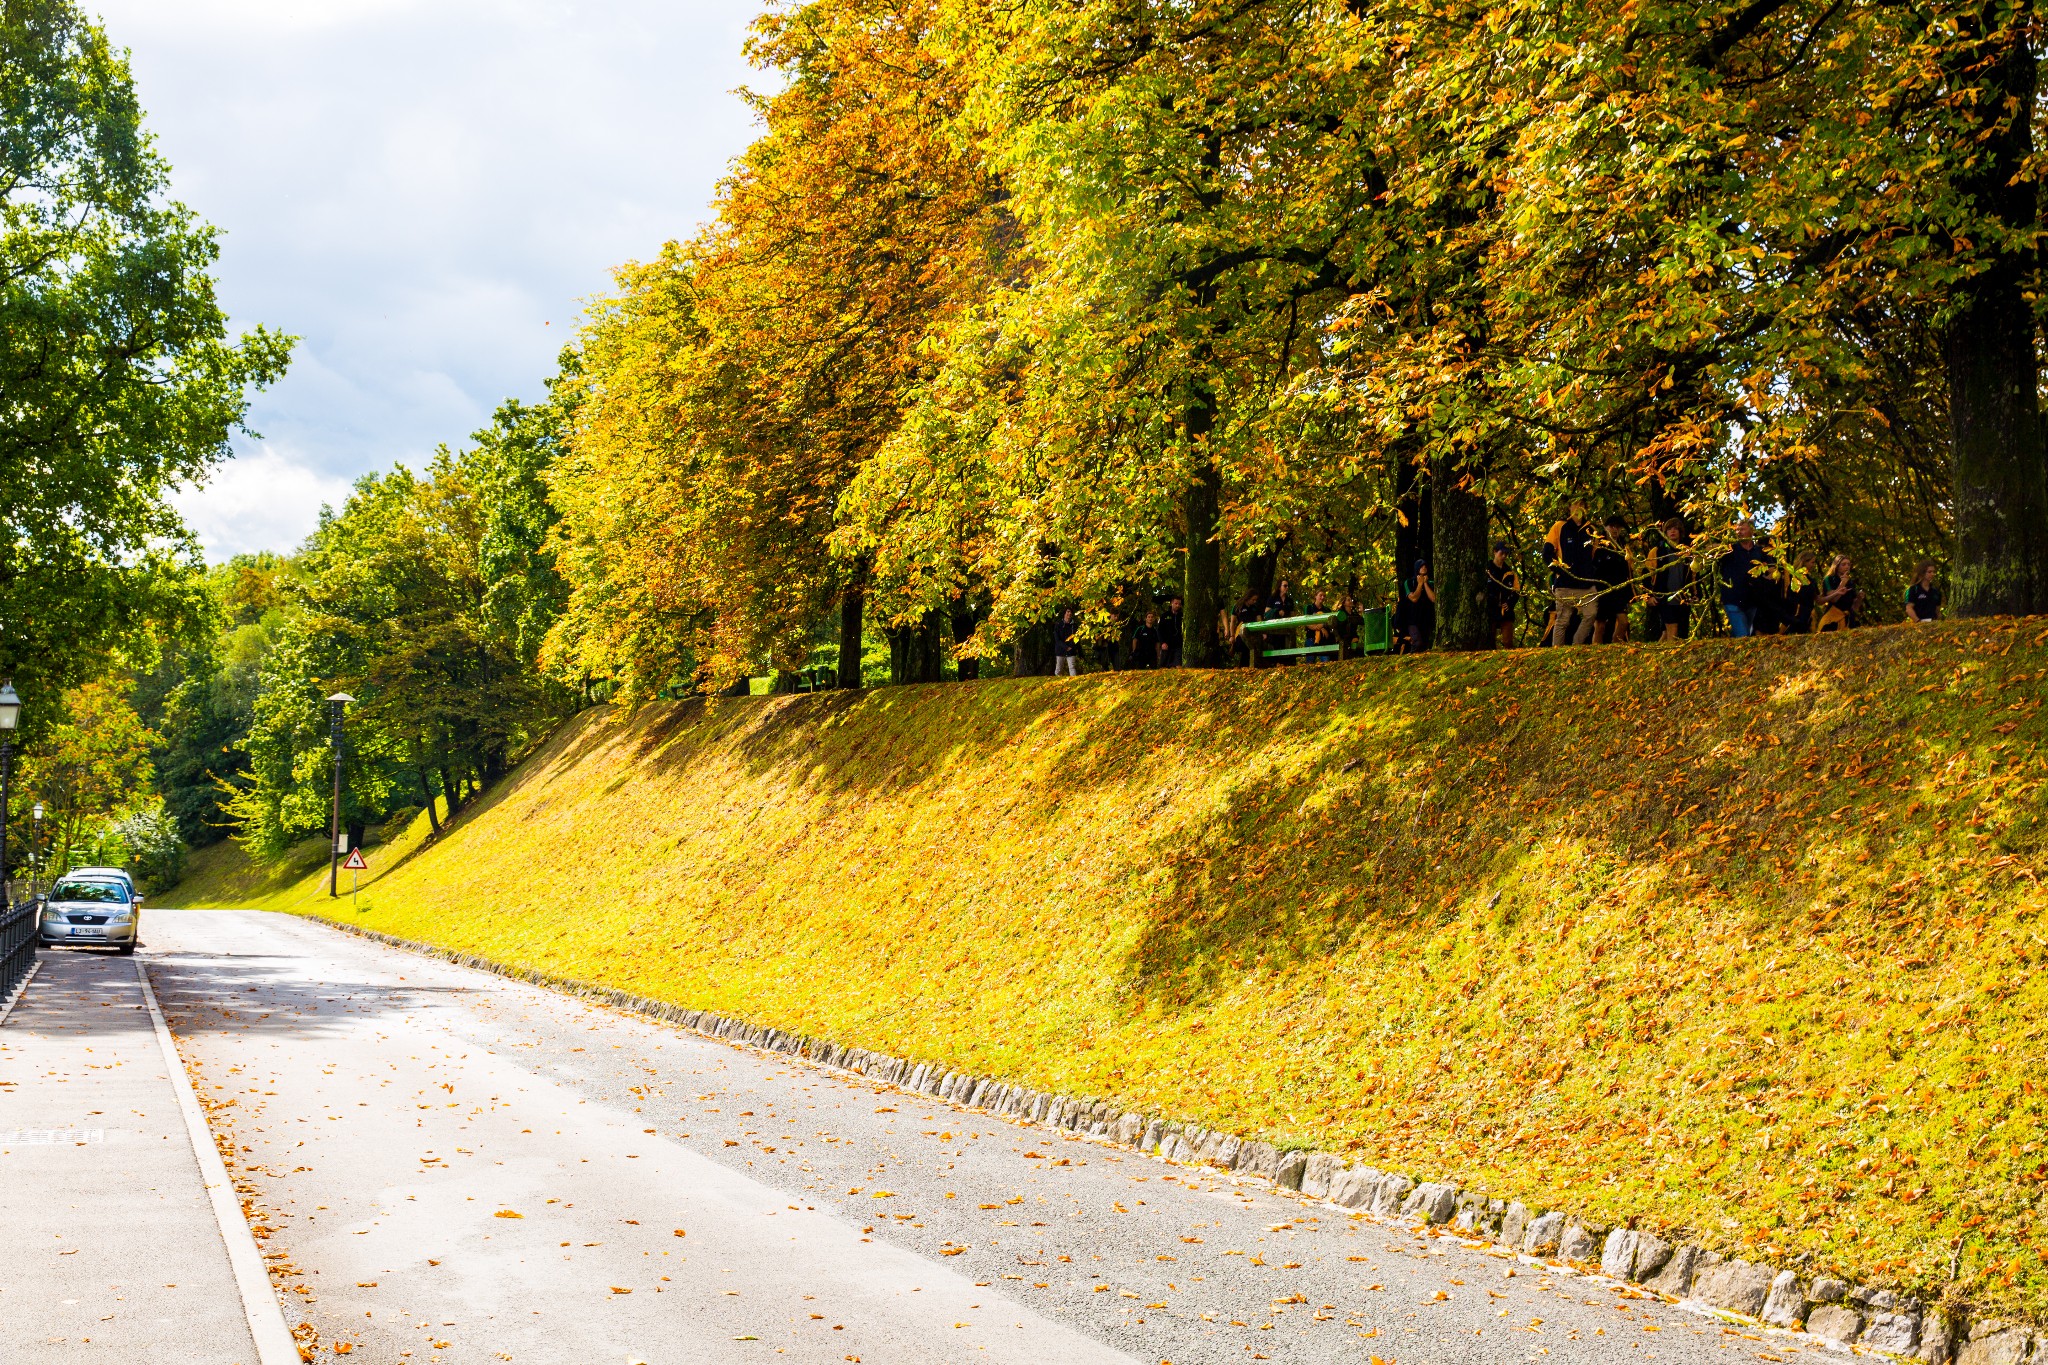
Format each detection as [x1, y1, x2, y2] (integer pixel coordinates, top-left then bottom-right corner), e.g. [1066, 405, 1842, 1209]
[315, 917, 2006, 1365]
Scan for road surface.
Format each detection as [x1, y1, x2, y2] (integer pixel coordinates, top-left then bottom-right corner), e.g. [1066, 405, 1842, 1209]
[121, 909, 1802, 1365]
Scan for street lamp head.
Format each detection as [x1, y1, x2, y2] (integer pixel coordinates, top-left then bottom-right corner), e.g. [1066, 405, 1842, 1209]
[0, 682, 20, 731]
[327, 692, 355, 706]
[32, 803, 43, 820]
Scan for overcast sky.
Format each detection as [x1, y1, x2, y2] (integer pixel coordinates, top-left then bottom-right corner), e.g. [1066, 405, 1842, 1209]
[90, 0, 764, 560]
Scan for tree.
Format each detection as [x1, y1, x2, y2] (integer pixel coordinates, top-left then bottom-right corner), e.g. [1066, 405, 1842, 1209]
[0, 1, 291, 723]
[15, 681, 156, 877]
[547, 0, 1013, 696]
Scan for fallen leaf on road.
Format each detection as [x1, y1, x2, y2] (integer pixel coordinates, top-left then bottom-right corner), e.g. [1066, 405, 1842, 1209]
[493, 1210, 522, 1219]
[610, 1287, 632, 1294]
[1430, 1291, 1447, 1302]
[673, 1229, 687, 1238]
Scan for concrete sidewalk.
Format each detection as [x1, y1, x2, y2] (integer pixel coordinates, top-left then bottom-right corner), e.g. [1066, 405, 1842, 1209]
[0, 948, 263, 1364]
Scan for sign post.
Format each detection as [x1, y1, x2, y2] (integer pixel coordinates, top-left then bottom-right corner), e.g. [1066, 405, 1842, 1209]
[342, 847, 367, 911]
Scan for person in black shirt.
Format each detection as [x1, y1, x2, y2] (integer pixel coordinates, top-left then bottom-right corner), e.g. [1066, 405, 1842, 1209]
[1228, 591, 1260, 666]
[1160, 597, 1184, 665]
[1593, 515, 1633, 644]
[1718, 520, 1770, 638]
[1131, 611, 1160, 669]
[1648, 518, 1694, 641]
[1782, 551, 1819, 633]
[1401, 560, 1437, 653]
[1544, 500, 1599, 645]
[1485, 543, 1521, 648]
[1052, 606, 1081, 676]
[1818, 555, 1863, 630]
[1905, 561, 1942, 622]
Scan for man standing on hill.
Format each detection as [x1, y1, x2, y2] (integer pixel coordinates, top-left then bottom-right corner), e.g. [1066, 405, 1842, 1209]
[1718, 520, 1769, 638]
[1592, 515, 1634, 644]
[1160, 597, 1183, 666]
[1053, 607, 1080, 676]
[1545, 500, 1599, 645]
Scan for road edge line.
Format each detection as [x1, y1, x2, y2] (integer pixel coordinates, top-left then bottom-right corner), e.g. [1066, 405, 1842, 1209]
[0, 958, 41, 1027]
[137, 959, 301, 1365]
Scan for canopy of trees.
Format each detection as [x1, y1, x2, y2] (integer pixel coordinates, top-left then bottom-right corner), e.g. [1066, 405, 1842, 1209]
[542, 0, 2045, 689]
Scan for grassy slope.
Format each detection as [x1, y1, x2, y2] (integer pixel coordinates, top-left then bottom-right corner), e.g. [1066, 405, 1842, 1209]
[163, 622, 2048, 1320]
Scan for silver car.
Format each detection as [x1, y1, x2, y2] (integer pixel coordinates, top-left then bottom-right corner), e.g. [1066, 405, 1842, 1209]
[40, 875, 142, 954]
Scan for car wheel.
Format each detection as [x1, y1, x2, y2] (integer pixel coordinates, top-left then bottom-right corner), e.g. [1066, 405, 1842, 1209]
[117, 943, 136, 956]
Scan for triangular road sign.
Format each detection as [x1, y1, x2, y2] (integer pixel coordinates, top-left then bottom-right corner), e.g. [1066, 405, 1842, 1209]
[342, 849, 368, 871]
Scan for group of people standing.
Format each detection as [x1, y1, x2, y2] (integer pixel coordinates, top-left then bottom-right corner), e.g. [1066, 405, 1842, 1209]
[1511, 502, 1943, 649]
[1051, 599, 1185, 674]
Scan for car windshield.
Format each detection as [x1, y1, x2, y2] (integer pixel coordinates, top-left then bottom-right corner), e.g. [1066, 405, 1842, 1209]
[50, 880, 128, 904]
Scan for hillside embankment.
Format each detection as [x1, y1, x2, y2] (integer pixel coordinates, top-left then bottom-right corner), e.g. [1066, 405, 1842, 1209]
[165, 621, 2048, 1323]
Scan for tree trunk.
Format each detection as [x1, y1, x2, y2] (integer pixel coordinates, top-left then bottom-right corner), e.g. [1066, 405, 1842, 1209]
[1011, 620, 1052, 676]
[346, 818, 366, 852]
[837, 582, 865, 689]
[949, 598, 984, 681]
[440, 765, 462, 816]
[1947, 0, 2048, 615]
[1182, 392, 1225, 667]
[887, 611, 944, 684]
[418, 769, 442, 836]
[1394, 449, 1432, 590]
[1245, 544, 1279, 608]
[1432, 460, 1492, 649]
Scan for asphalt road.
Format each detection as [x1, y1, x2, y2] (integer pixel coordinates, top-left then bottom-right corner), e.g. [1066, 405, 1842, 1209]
[135, 909, 1810, 1365]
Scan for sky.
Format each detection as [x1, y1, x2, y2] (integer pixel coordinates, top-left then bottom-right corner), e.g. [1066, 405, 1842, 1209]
[88, 0, 765, 560]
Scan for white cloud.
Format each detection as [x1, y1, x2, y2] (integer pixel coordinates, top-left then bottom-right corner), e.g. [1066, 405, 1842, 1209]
[88, 0, 765, 557]
[171, 446, 356, 560]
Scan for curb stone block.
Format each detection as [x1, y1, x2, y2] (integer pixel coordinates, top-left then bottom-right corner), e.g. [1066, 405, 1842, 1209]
[1863, 1312, 1923, 1355]
[1919, 1316, 1958, 1365]
[1373, 1173, 1412, 1212]
[1601, 1229, 1640, 1281]
[1958, 1325, 2034, 1365]
[1500, 1202, 1531, 1249]
[1115, 1113, 1144, 1145]
[1761, 1271, 1806, 1328]
[1140, 1118, 1165, 1150]
[1329, 1168, 1378, 1208]
[1642, 1244, 1700, 1297]
[1806, 1305, 1866, 1346]
[1451, 1189, 1483, 1232]
[1523, 1211, 1565, 1255]
[1559, 1219, 1605, 1263]
[1809, 1278, 1849, 1306]
[1240, 1143, 1278, 1181]
[1275, 1151, 1308, 1191]
[1303, 1153, 1341, 1199]
[1420, 1183, 1459, 1225]
[1213, 1134, 1242, 1169]
[1692, 1258, 1775, 1318]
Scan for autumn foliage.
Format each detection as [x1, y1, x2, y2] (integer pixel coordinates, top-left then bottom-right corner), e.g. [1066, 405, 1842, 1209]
[538, 0, 2048, 693]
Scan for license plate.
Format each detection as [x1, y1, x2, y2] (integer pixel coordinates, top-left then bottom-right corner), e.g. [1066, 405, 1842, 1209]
[68, 927, 101, 936]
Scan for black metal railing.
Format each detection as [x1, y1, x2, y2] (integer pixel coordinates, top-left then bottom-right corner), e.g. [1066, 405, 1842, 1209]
[0, 895, 38, 1002]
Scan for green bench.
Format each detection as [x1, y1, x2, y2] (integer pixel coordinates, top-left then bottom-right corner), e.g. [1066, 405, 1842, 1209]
[1239, 607, 1392, 664]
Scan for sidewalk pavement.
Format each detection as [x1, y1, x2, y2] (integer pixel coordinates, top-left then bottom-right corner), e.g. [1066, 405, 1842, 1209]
[0, 947, 264, 1364]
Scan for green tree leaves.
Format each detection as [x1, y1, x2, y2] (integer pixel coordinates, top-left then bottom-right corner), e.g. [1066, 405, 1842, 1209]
[0, 0, 291, 715]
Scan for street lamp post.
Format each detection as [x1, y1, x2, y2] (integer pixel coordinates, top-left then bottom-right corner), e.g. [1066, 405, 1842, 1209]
[31, 803, 43, 899]
[0, 683, 20, 909]
[327, 693, 354, 898]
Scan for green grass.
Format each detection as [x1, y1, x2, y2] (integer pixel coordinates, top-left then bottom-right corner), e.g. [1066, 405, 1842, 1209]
[162, 621, 2048, 1321]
